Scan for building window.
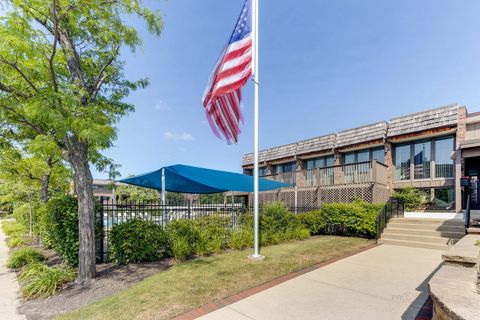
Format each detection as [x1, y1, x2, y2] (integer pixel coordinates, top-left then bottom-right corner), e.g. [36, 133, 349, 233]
[258, 167, 268, 177]
[305, 156, 334, 169]
[435, 137, 454, 178]
[414, 141, 431, 179]
[394, 136, 455, 181]
[325, 156, 335, 167]
[305, 156, 334, 186]
[394, 144, 411, 180]
[244, 167, 268, 177]
[275, 162, 295, 174]
[433, 188, 455, 210]
[273, 162, 296, 185]
[344, 152, 356, 164]
[343, 148, 385, 164]
[357, 150, 370, 162]
[372, 148, 385, 163]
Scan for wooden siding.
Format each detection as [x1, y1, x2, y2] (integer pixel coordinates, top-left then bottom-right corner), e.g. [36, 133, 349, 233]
[336, 122, 387, 148]
[387, 104, 458, 138]
[243, 104, 460, 166]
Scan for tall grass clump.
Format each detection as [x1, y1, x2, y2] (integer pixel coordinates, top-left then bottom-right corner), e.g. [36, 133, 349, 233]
[18, 263, 76, 299]
[7, 247, 46, 269]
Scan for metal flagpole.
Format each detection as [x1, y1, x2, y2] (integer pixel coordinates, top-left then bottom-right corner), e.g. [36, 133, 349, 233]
[161, 168, 166, 226]
[250, 0, 264, 260]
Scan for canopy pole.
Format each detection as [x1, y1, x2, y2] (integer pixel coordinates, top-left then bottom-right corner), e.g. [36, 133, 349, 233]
[161, 168, 166, 226]
[250, 0, 264, 261]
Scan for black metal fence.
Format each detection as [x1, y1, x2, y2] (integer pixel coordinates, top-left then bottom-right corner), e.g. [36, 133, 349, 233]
[375, 199, 404, 240]
[96, 198, 247, 262]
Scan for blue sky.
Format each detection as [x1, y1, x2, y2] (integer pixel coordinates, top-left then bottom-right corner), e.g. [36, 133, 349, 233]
[94, 0, 480, 179]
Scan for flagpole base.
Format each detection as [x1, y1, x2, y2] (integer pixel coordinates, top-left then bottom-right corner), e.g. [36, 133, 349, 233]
[248, 254, 265, 261]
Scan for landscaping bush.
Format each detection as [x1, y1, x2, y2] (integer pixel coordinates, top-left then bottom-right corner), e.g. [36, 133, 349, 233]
[39, 195, 79, 266]
[7, 235, 27, 248]
[299, 202, 383, 238]
[166, 219, 198, 257]
[2, 220, 27, 237]
[109, 219, 168, 264]
[391, 187, 425, 211]
[171, 237, 191, 261]
[297, 211, 326, 235]
[229, 228, 253, 250]
[7, 247, 46, 269]
[18, 263, 76, 299]
[260, 203, 310, 245]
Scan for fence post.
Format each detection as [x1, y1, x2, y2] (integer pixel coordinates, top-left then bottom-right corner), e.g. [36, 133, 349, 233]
[187, 200, 191, 220]
[99, 196, 105, 263]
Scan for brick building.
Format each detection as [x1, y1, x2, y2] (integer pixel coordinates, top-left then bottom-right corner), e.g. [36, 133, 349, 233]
[242, 104, 480, 212]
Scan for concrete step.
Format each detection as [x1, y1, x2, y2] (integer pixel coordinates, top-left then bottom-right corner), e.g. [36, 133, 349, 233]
[383, 227, 465, 239]
[389, 218, 464, 226]
[378, 238, 449, 251]
[386, 222, 465, 232]
[381, 233, 458, 245]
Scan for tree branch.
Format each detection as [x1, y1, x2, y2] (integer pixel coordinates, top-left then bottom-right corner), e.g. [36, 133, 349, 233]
[1, 104, 46, 135]
[91, 47, 119, 99]
[48, 0, 59, 92]
[0, 58, 40, 94]
[0, 80, 31, 99]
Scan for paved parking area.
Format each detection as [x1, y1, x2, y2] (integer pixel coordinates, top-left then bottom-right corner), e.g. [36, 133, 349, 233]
[198, 245, 442, 320]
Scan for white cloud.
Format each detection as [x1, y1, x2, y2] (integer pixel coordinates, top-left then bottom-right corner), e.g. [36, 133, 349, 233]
[163, 131, 194, 141]
[153, 100, 171, 111]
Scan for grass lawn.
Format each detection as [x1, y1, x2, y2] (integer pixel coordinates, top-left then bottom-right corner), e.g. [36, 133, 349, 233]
[58, 236, 374, 320]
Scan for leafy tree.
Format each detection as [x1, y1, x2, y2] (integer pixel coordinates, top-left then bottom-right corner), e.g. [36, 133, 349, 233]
[0, 139, 70, 203]
[116, 184, 159, 203]
[198, 193, 225, 204]
[0, 1, 162, 284]
[166, 192, 186, 203]
[391, 187, 428, 211]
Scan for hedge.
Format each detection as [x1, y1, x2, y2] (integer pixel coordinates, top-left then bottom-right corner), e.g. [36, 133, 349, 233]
[110, 219, 168, 264]
[297, 202, 384, 238]
[39, 195, 103, 267]
[109, 203, 310, 264]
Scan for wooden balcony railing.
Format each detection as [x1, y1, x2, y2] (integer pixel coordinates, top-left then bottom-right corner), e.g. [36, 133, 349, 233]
[262, 161, 388, 188]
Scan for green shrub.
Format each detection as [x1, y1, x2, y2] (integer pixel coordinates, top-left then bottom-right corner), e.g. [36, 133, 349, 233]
[13, 203, 39, 232]
[229, 228, 253, 250]
[7, 235, 26, 248]
[39, 195, 79, 266]
[391, 187, 425, 211]
[297, 211, 326, 235]
[208, 235, 224, 254]
[285, 226, 310, 241]
[2, 220, 27, 237]
[260, 203, 309, 245]
[7, 247, 46, 269]
[193, 229, 211, 256]
[19, 263, 76, 299]
[110, 219, 167, 264]
[171, 237, 191, 261]
[167, 219, 198, 246]
[309, 202, 382, 238]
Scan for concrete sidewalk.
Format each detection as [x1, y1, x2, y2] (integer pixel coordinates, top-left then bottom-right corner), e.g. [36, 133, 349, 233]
[198, 245, 442, 320]
[0, 221, 26, 320]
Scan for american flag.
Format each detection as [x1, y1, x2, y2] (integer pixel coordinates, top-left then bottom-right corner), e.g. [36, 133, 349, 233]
[203, 0, 252, 144]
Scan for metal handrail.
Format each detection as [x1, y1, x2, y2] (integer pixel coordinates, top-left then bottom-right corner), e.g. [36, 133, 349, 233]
[376, 199, 404, 240]
[465, 193, 471, 230]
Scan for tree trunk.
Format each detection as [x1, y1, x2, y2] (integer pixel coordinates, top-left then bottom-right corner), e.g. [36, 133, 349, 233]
[40, 171, 50, 204]
[67, 138, 96, 285]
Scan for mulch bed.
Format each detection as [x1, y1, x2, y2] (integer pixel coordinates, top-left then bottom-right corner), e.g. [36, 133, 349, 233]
[17, 243, 175, 320]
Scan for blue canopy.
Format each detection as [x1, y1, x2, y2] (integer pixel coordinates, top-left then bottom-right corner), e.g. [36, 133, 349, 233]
[119, 164, 288, 194]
